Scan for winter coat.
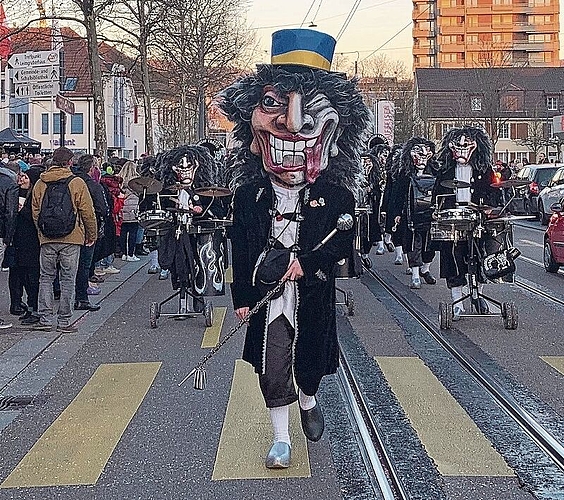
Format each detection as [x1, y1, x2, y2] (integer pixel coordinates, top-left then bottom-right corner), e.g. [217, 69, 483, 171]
[12, 194, 40, 268]
[121, 188, 139, 223]
[0, 166, 19, 245]
[230, 177, 355, 395]
[31, 166, 98, 246]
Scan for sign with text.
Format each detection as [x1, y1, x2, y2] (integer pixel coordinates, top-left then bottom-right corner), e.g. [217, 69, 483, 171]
[56, 94, 75, 115]
[14, 81, 60, 98]
[8, 50, 60, 69]
[13, 66, 59, 83]
[375, 100, 395, 146]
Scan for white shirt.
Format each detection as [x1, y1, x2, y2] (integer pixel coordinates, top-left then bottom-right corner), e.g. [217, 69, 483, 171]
[268, 183, 300, 327]
[455, 162, 472, 204]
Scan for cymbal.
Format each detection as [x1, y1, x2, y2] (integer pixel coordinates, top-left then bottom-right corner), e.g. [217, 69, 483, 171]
[194, 186, 232, 197]
[441, 179, 471, 189]
[128, 177, 163, 195]
[489, 215, 536, 222]
[492, 179, 530, 188]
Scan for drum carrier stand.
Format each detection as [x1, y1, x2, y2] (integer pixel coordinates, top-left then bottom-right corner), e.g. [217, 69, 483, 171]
[436, 189, 522, 331]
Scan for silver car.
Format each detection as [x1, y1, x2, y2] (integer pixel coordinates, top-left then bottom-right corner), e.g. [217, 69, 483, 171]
[538, 166, 564, 225]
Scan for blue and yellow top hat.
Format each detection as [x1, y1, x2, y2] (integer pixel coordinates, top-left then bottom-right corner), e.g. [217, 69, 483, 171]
[271, 29, 336, 71]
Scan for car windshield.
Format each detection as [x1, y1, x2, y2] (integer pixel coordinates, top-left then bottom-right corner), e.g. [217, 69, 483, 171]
[536, 168, 559, 186]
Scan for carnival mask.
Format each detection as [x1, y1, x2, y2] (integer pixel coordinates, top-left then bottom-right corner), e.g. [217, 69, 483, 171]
[173, 156, 199, 186]
[250, 86, 341, 186]
[361, 156, 373, 175]
[448, 134, 477, 165]
[410, 144, 433, 171]
[377, 149, 389, 166]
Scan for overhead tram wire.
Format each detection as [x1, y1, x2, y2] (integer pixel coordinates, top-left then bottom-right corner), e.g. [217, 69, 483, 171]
[300, 0, 318, 27]
[336, 0, 363, 41]
[360, 4, 430, 62]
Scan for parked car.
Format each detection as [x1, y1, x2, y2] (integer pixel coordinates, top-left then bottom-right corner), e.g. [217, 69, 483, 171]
[509, 164, 560, 216]
[544, 197, 564, 272]
[538, 166, 564, 225]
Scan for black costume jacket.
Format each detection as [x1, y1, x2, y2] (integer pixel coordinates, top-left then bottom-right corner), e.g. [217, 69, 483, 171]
[230, 176, 355, 394]
[389, 167, 436, 253]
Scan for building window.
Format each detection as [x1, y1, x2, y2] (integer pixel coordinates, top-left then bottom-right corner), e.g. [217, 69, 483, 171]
[41, 113, 49, 134]
[53, 113, 61, 135]
[498, 123, 510, 139]
[547, 97, 558, 111]
[63, 77, 78, 91]
[441, 122, 454, 136]
[70, 113, 84, 134]
[471, 97, 482, 111]
[9, 113, 29, 134]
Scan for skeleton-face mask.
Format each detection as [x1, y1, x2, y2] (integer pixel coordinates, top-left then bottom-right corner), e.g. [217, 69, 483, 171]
[448, 134, 477, 165]
[410, 144, 433, 173]
[173, 156, 199, 186]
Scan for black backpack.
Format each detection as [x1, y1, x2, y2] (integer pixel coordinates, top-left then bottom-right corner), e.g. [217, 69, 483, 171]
[38, 176, 77, 238]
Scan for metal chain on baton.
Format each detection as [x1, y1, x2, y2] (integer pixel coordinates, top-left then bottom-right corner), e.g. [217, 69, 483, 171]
[178, 280, 286, 390]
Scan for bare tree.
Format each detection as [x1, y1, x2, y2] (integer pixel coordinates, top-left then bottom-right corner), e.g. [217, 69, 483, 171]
[153, 0, 252, 147]
[98, 0, 168, 155]
[66, 0, 116, 157]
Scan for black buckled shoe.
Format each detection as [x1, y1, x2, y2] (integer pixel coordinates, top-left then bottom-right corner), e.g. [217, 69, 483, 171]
[471, 297, 489, 314]
[299, 404, 324, 442]
[420, 271, 437, 285]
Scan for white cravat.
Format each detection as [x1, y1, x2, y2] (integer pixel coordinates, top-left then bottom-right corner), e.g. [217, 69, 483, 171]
[268, 183, 300, 327]
[455, 162, 472, 204]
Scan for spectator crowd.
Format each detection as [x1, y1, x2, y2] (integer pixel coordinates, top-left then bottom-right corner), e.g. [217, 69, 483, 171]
[0, 147, 151, 332]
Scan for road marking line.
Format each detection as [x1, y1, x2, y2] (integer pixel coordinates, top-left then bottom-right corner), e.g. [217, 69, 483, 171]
[212, 360, 310, 480]
[201, 307, 227, 348]
[541, 356, 564, 376]
[376, 356, 513, 477]
[0, 362, 161, 488]
[520, 239, 543, 248]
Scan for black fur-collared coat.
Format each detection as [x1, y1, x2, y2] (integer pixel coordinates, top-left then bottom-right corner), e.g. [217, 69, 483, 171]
[230, 176, 355, 395]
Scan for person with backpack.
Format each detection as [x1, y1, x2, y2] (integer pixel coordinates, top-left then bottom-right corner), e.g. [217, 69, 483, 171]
[31, 147, 97, 333]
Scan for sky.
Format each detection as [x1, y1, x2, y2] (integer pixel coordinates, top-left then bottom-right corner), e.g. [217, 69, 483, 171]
[245, 0, 564, 71]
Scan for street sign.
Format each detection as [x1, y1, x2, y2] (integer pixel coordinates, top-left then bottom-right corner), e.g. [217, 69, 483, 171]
[56, 94, 75, 115]
[14, 81, 60, 98]
[8, 50, 60, 69]
[13, 66, 59, 83]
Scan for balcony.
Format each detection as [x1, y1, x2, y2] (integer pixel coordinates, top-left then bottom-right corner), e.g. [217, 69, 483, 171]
[513, 41, 548, 51]
[413, 46, 437, 56]
[439, 25, 465, 34]
[413, 28, 436, 38]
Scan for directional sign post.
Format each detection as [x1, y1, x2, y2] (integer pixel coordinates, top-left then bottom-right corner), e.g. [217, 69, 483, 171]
[56, 94, 75, 115]
[14, 81, 60, 98]
[13, 66, 59, 83]
[8, 50, 60, 69]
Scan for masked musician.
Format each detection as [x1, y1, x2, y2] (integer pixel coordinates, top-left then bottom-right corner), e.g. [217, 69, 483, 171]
[219, 29, 368, 469]
[382, 144, 405, 264]
[389, 138, 438, 289]
[433, 126, 501, 319]
[156, 145, 227, 294]
[359, 144, 389, 265]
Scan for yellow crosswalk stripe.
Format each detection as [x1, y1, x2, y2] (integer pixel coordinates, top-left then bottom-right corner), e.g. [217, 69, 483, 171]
[212, 360, 310, 479]
[376, 356, 513, 477]
[1, 362, 161, 488]
[541, 356, 564, 376]
[201, 307, 227, 348]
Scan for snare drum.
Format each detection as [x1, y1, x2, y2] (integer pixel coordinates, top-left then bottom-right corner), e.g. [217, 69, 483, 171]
[435, 207, 477, 231]
[430, 221, 468, 242]
[139, 210, 174, 230]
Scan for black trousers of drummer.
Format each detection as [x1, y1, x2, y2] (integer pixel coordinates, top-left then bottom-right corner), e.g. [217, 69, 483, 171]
[406, 228, 435, 269]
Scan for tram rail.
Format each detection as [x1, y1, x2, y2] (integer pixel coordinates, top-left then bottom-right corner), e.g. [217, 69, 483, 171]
[337, 346, 410, 500]
[363, 266, 564, 474]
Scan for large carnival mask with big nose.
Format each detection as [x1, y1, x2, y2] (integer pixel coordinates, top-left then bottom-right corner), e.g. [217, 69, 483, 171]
[250, 86, 341, 186]
[173, 155, 199, 186]
[410, 143, 433, 172]
[449, 134, 476, 165]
